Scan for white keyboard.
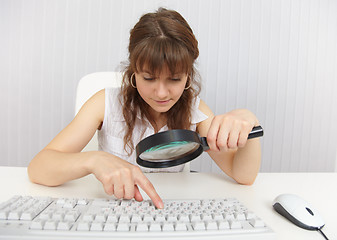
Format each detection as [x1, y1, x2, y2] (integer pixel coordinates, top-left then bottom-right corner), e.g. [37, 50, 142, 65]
[0, 195, 276, 240]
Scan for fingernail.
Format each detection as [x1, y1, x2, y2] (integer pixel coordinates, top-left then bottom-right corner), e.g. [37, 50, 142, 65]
[158, 201, 164, 209]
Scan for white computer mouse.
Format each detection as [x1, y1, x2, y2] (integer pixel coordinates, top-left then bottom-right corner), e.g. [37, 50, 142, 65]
[272, 194, 325, 230]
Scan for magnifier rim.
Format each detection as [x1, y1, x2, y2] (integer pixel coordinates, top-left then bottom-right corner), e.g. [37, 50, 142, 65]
[136, 129, 204, 168]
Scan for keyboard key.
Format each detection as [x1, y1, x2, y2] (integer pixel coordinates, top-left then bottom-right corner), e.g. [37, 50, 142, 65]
[44, 220, 58, 230]
[30, 220, 44, 230]
[8, 211, 21, 220]
[103, 222, 116, 231]
[131, 214, 142, 223]
[116, 223, 129, 232]
[136, 223, 148, 232]
[206, 221, 218, 230]
[57, 221, 72, 230]
[218, 220, 230, 230]
[229, 220, 242, 229]
[90, 222, 103, 231]
[175, 222, 187, 231]
[149, 223, 161, 231]
[119, 214, 130, 223]
[77, 198, 89, 205]
[249, 218, 265, 228]
[76, 221, 90, 231]
[107, 214, 118, 222]
[0, 210, 8, 220]
[162, 222, 174, 231]
[192, 221, 205, 230]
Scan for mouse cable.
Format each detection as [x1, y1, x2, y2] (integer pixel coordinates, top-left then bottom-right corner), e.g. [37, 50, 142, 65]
[318, 228, 329, 240]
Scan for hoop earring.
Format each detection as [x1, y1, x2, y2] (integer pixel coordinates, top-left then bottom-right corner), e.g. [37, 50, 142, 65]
[130, 73, 137, 88]
[184, 76, 192, 90]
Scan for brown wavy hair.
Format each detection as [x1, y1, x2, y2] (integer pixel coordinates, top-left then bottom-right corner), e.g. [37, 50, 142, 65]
[120, 8, 201, 154]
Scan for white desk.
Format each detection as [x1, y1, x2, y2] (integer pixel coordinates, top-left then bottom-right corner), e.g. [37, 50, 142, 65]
[0, 166, 336, 240]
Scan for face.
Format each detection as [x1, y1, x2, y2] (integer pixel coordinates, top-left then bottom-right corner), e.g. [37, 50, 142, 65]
[135, 66, 188, 118]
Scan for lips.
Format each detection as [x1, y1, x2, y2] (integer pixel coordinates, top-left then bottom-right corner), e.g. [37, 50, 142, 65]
[154, 99, 171, 104]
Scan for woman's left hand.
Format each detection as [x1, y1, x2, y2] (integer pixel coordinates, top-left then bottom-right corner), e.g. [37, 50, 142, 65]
[206, 109, 260, 152]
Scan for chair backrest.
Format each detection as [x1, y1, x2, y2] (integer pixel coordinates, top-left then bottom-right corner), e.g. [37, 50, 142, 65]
[75, 72, 123, 115]
[75, 72, 190, 172]
[75, 72, 123, 152]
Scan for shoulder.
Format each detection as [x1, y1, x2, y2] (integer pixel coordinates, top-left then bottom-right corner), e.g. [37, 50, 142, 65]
[77, 89, 105, 121]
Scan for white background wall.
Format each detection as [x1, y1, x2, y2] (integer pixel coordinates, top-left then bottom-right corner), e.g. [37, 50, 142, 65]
[0, 0, 336, 173]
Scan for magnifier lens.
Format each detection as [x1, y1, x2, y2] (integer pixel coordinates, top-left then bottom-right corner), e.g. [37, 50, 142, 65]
[139, 141, 200, 162]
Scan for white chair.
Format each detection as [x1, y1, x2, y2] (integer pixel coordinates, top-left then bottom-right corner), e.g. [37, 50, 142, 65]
[75, 72, 123, 152]
[75, 72, 190, 172]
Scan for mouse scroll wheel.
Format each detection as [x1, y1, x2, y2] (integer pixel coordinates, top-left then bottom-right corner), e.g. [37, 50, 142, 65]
[306, 207, 314, 216]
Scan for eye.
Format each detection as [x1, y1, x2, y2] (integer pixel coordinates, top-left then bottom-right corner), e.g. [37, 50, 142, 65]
[142, 75, 155, 81]
[171, 78, 181, 81]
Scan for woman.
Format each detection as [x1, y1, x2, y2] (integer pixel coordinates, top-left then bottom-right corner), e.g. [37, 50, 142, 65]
[28, 8, 261, 209]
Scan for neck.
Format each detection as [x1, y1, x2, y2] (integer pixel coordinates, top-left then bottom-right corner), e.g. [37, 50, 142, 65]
[148, 109, 167, 132]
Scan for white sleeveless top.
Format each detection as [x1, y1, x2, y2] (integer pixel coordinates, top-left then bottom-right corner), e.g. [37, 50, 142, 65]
[97, 88, 208, 173]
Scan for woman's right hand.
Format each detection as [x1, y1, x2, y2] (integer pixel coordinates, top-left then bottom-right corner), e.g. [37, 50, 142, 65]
[88, 151, 164, 209]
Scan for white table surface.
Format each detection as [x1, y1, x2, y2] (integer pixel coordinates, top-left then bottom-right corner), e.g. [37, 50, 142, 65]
[0, 166, 336, 240]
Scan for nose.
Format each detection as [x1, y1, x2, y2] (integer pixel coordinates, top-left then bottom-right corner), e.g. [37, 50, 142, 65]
[154, 81, 169, 99]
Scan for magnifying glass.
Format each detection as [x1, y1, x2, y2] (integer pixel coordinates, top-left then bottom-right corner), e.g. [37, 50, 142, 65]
[136, 125, 263, 168]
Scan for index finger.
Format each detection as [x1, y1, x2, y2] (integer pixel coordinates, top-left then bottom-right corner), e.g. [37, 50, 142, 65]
[134, 173, 164, 209]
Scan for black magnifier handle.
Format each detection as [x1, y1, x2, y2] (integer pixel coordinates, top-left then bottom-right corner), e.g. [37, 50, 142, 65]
[200, 125, 263, 151]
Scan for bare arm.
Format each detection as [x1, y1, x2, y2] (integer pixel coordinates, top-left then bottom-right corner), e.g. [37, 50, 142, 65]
[28, 90, 105, 186]
[197, 100, 261, 185]
[28, 90, 163, 208]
